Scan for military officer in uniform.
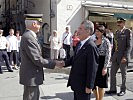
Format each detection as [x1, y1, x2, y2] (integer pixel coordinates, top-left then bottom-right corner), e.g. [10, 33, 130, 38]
[0, 29, 13, 74]
[106, 17, 132, 96]
[19, 14, 61, 100]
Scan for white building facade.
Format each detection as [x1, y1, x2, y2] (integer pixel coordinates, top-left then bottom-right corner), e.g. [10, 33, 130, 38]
[1, 0, 133, 43]
[25, 0, 133, 43]
[25, 0, 83, 43]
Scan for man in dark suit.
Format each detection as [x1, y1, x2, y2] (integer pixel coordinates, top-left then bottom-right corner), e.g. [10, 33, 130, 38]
[61, 20, 99, 100]
[19, 14, 61, 100]
[106, 17, 132, 96]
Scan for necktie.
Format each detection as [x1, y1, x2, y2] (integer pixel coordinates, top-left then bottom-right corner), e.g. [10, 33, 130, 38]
[76, 42, 81, 54]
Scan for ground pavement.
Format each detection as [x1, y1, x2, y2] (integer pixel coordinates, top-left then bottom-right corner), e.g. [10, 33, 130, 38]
[0, 67, 133, 100]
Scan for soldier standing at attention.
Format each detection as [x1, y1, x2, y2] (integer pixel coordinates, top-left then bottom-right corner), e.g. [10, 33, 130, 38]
[106, 17, 132, 96]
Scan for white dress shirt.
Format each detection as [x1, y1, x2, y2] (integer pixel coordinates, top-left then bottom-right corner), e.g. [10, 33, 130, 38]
[80, 36, 91, 49]
[120, 26, 126, 33]
[0, 36, 8, 49]
[17, 36, 21, 48]
[6, 35, 18, 52]
[62, 32, 72, 45]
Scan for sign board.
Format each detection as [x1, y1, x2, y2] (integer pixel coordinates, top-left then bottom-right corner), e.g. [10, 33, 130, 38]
[89, 16, 116, 22]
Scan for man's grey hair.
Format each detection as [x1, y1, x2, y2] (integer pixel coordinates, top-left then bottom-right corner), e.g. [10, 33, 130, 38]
[25, 20, 37, 27]
[81, 20, 94, 35]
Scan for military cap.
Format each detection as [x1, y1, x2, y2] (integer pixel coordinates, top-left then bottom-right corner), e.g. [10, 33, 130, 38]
[24, 14, 43, 23]
[117, 17, 126, 22]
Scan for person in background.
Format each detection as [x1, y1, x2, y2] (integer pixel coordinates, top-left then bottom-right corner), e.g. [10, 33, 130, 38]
[128, 27, 133, 61]
[62, 27, 72, 60]
[106, 28, 114, 49]
[16, 30, 21, 48]
[0, 29, 13, 74]
[93, 25, 111, 100]
[72, 30, 80, 52]
[90, 22, 99, 41]
[106, 17, 132, 96]
[15, 30, 21, 66]
[90, 33, 96, 41]
[49, 30, 60, 60]
[6, 28, 18, 70]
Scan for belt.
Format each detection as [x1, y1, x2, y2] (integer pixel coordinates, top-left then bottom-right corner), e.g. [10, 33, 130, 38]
[0, 49, 6, 51]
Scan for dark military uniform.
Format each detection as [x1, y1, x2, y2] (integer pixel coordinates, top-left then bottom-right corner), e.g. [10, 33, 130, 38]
[110, 27, 132, 93]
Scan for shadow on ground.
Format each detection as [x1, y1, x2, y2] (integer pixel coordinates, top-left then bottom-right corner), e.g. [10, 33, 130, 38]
[41, 92, 116, 100]
[41, 92, 73, 100]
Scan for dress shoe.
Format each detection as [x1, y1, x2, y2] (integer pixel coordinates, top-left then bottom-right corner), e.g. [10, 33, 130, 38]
[8, 69, 13, 72]
[0, 70, 3, 74]
[105, 90, 117, 94]
[117, 91, 126, 96]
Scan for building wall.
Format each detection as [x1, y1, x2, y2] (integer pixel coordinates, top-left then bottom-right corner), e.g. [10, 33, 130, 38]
[0, 0, 4, 23]
[27, 0, 51, 43]
[23, 0, 133, 43]
[57, 0, 83, 36]
[0, 0, 17, 28]
[51, 0, 57, 32]
[0, 1, 3, 14]
[27, 0, 51, 26]
[27, 0, 83, 43]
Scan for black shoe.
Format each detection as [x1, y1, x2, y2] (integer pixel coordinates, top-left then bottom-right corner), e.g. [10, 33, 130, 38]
[0, 71, 3, 74]
[117, 91, 126, 96]
[8, 69, 13, 72]
[105, 90, 117, 94]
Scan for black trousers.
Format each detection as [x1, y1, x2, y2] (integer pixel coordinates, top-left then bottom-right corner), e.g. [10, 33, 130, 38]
[73, 46, 76, 52]
[74, 91, 91, 100]
[0, 50, 12, 71]
[7, 50, 18, 65]
[17, 50, 21, 66]
[63, 44, 70, 59]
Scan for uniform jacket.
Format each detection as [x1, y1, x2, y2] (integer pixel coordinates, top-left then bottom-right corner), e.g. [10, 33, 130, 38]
[112, 28, 132, 63]
[65, 39, 99, 92]
[19, 30, 56, 86]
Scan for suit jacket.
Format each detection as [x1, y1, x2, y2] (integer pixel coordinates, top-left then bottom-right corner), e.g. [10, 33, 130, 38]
[19, 30, 56, 86]
[112, 28, 132, 63]
[65, 38, 99, 92]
